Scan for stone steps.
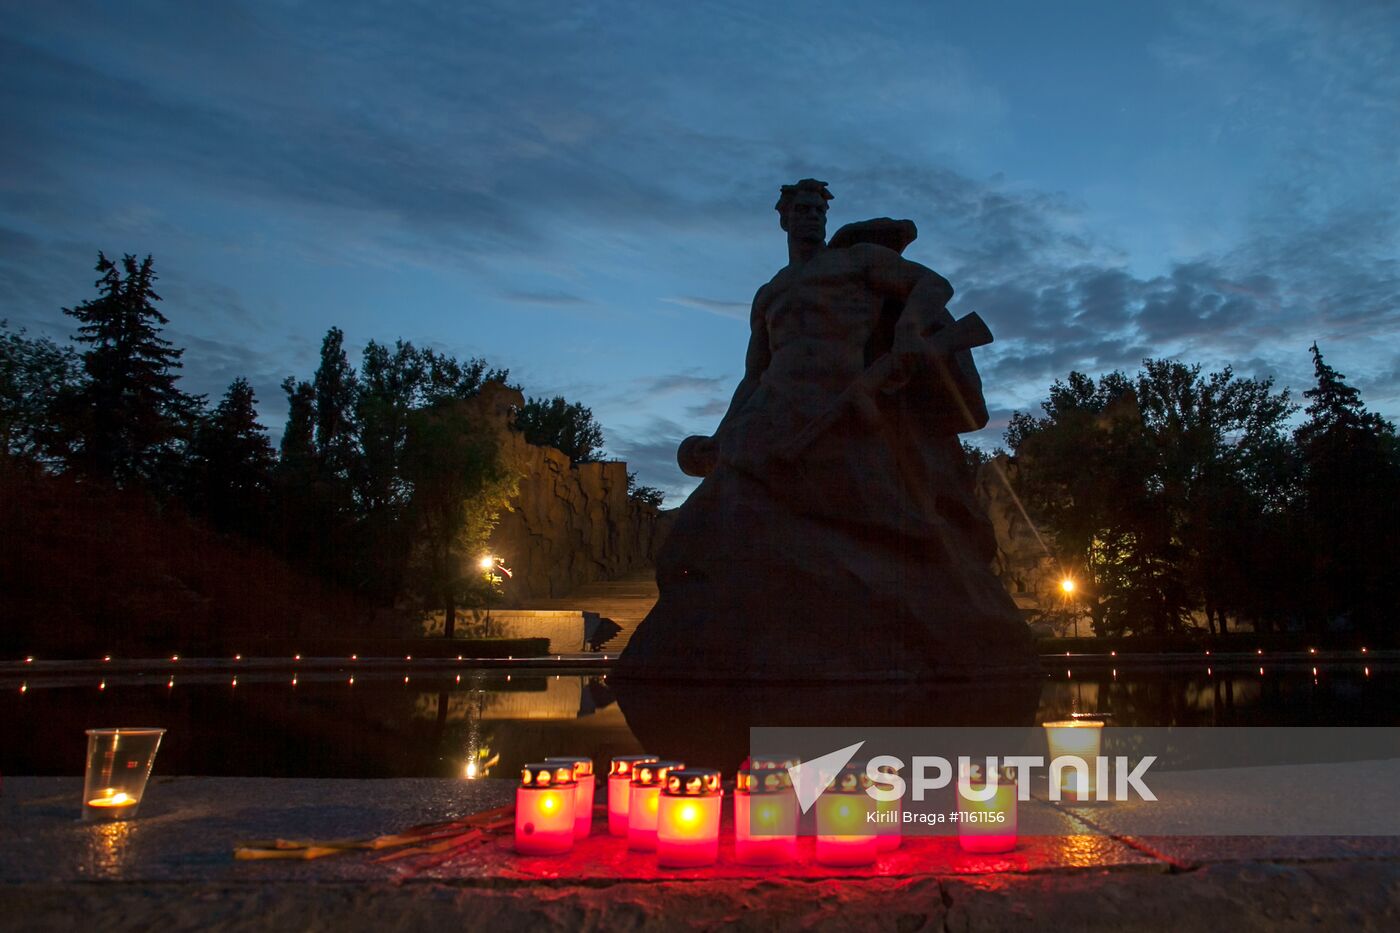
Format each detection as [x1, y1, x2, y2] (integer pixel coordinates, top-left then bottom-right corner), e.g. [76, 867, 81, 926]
[518, 569, 658, 653]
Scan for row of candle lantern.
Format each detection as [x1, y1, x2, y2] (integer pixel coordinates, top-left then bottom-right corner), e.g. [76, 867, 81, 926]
[515, 754, 1023, 867]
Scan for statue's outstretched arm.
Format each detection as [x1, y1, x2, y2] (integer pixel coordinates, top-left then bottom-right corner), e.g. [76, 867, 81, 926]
[678, 287, 771, 477]
[860, 245, 989, 432]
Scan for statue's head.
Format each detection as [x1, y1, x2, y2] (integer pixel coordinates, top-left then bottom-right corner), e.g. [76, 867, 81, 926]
[775, 178, 832, 243]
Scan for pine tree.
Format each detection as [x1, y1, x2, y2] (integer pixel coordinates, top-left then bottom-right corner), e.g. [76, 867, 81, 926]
[312, 326, 358, 482]
[188, 377, 276, 536]
[278, 376, 317, 470]
[1292, 344, 1400, 631]
[59, 253, 201, 488]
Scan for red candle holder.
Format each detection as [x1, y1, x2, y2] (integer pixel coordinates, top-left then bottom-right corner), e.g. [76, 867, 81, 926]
[814, 764, 878, 867]
[515, 763, 577, 855]
[544, 756, 595, 839]
[627, 759, 684, 852]
[734, 768, 799, 865]
[657, 768, 723, 868]
[608, 755, 659, 837]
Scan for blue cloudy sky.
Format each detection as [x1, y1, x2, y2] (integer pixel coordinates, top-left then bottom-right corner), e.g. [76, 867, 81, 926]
[2, 0, 1397, 500]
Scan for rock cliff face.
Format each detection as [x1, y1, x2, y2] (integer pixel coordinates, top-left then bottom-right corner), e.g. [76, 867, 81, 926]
[469, 384, 668, 605]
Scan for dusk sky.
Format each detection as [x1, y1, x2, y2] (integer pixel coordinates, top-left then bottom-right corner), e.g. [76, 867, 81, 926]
[2, 1, 1397, 501]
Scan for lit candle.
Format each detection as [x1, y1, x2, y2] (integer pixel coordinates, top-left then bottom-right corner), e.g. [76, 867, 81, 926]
[83, 727, 164, 822]
[607, 755, 658, 836]
[515, 763, 577, 855]
[957, 765, 1018, 853]
[734, 768, 798, 865]
[86, 790, 138, 810]
[544, 756, 595, 838]
[1043, 719, 1105, 801]
[656, 768, 722, 868]
[627, 759, 684, 852]
[814, 765, 878, 867]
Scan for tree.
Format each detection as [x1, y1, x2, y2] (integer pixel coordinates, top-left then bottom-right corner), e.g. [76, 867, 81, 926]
[278, 376, 317, 471]
[419, 349, 511, 406]
[312, 326, 358, 483]
[0, 320, 81, 463]
[186, 378, 276, 538]
[1007, 360, 1295, 636]
[1292, 344, 1400, 632]
[514, 395, 605, 464]
[403, 400, 517, 637]
[57, 253, 201, 489]
[626, 470, 666, 509]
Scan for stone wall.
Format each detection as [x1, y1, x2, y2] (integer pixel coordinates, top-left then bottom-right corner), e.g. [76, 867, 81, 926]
[468, 383, 669, 605]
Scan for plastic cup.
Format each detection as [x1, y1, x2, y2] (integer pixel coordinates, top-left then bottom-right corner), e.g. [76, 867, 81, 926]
[83, 728, 165, 821]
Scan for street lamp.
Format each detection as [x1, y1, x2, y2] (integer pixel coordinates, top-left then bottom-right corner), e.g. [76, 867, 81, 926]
[479, 555, 512, 624]
[1060, 576, 1079, 639]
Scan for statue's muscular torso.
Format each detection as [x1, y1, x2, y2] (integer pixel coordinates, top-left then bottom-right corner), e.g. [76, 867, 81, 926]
[752, 245, 889, 418]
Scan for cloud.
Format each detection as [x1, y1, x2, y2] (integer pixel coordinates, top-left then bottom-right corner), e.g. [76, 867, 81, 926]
[499, 289, 591, 306]
[662, 296, 751, 320]
[605, 417, 697, 501]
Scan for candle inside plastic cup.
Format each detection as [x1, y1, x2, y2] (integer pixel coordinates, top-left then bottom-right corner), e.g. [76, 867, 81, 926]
[83, 728, 165, 821]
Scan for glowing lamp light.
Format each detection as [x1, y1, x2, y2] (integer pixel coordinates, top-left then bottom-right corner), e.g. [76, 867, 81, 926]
[544, 756, 596, 838]
[1043, 719, 1105, 801]
[607, 755, 659, 836]
[479, 555, 495, 571]
[657, 768, 722, 868]
[627, 759, 684, 851]
[515, 763, 577, 855]
[1060, 577, 1076, 594]
[957, 765, 1018, 853]
[814, 765, 878, 867]
[734, 768, 798, 865]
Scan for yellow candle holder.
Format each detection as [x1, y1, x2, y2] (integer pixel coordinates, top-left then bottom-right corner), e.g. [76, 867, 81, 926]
[1043, 719, 1105, 801]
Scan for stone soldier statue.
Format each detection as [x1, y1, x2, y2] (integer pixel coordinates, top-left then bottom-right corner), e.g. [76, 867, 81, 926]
[616, 180, 1037, 682]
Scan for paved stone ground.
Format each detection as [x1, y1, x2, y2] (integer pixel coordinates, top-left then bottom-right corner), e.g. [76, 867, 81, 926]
[4, 777, 1400, 931]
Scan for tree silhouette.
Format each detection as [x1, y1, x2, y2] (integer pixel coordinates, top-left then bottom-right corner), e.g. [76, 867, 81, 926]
[403, 399, 516, 636]
[514, 395, 605, 464]
[0, 320, 81, 463]
[1293, 344, 1400, 632]
[1008, 360, 1294, 636]
[58, 253, 201, 489]
[187, 377, 276, 537]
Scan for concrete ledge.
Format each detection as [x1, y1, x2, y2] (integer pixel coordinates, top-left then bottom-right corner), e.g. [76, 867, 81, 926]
[5, 861, 1400, 931]
[5, 778, 1400, 931]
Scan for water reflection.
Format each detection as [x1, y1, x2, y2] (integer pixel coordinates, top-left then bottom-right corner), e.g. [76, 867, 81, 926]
[3, 666, 1395, 778]
[613, 679, 1043, 774]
